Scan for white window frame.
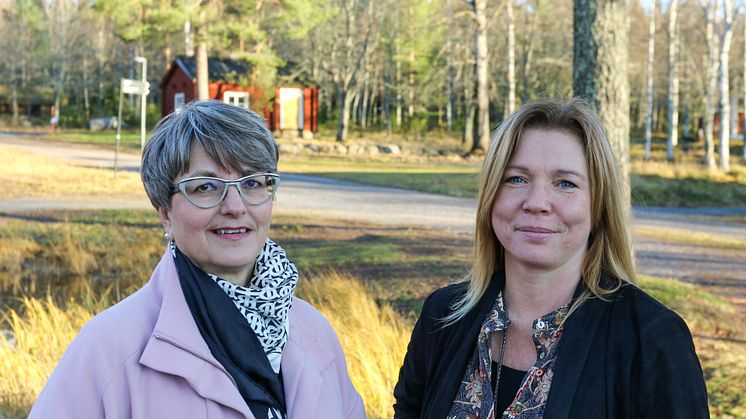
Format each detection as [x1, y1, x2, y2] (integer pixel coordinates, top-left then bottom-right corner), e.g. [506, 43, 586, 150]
[174, 93, 186, 112]
[223, 91, 250, 108]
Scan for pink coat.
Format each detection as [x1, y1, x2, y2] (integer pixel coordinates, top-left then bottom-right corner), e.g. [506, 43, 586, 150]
[29, 251, 366, 419]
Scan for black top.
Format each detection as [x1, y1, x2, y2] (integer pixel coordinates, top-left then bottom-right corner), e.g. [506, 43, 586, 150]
[491, 362, 527, 415]
[393, 272, 710, 419]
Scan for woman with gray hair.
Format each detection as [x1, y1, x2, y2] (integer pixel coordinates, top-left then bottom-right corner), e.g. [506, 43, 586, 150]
[30, 100, 366, 419]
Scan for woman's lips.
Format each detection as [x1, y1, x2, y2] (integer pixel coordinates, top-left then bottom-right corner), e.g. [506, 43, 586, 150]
[516, 226, 556, 239]
[211, 227, 252, 240]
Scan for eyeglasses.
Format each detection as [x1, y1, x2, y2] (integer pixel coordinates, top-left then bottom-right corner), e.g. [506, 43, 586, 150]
[172, 173, 280, 209]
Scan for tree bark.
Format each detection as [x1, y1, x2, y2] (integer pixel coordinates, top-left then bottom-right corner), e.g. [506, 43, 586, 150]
[196, 9, 209, 100]
[644, 0, 656, 160]
[469, 0, 490, 152]
[743, 3, 746, 162]
[506, 0, 516, 115]
[666, 0, 679, 160]
[718, 0, 733, 172]
[446, 0, 455, 131]
[703, 0, 718, 170]
[573, 0, 631, 205]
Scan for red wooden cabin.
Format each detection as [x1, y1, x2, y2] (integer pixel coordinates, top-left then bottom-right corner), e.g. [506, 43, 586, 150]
[160, 57, 318, 136]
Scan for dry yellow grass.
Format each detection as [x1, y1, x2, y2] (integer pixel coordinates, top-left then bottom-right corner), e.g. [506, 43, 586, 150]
[298, 272, 411, 419]
[0, 298, 95, 417]
[0, 273, 410, 419]
[0, 145, 145, 199]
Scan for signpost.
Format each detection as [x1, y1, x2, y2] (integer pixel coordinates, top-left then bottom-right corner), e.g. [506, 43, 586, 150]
[115, 57, 149, 172]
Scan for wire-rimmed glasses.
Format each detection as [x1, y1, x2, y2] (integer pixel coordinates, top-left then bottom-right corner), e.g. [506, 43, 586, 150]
[172, 173, 280, 209]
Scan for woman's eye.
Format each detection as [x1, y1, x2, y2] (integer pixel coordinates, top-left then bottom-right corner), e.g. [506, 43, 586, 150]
[193, 181, 219, 193]
[241, 178, 262, 189]
[503, 176, 526, 185]
[558, 180, 577, 189]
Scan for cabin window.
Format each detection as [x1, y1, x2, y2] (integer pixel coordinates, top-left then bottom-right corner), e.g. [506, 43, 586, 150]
[174, 93, 186, 112]
[223, 91, 250, 108]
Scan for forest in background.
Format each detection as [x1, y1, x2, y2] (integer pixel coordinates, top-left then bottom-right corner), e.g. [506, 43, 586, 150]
[1, 0, 746, 169]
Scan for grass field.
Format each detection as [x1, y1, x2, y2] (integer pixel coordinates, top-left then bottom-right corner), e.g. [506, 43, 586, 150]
[0, 147, 145, 199]
[0, 209, 745, 418]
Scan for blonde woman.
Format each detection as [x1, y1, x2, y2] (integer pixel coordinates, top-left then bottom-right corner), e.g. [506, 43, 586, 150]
[393, 99, 708, 418]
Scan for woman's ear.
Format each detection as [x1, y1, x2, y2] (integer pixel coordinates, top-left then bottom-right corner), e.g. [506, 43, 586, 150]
[156, 207, 172, 235]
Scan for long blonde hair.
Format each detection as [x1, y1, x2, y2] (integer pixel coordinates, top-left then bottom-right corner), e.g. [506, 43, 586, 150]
[444, 98, 635, 324]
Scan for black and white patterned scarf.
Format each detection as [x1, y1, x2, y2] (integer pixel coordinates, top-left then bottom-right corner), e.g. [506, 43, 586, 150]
[206, 239, 298, 373]
[170, 238, 298, 373]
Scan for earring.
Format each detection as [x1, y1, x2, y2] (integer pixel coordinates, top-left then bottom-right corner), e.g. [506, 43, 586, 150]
[164, 231, 170, 240]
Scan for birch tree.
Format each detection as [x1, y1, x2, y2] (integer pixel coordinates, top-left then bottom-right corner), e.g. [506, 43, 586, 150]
[644, 0, 656, 160]
[506, 0, 516, 115]
[666, 0, 679, 160]
[702, 0, 719, 170]
[717, 0, 734, 172]
[743, 6, 746, 161]
[467, 0, 490, 152]
[573, 0, 631, 204]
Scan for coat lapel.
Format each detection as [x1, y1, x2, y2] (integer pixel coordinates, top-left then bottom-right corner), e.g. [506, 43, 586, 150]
[139, 252, 254, 418]
[543, 293, 606, 419]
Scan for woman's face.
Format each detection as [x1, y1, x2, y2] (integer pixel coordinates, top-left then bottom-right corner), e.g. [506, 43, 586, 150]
[491, 128, 592, 274]
[157, 144, 273, 285]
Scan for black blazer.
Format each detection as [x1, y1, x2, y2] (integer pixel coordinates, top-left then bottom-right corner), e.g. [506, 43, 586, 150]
[393, 272, 709, 418]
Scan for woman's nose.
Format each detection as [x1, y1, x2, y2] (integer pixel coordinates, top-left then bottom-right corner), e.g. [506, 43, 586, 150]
[220, 185, 248, 215]
[521, 184, 551, 213]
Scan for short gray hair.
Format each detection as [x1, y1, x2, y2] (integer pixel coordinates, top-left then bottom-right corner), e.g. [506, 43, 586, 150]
[141, 99, 279, 210]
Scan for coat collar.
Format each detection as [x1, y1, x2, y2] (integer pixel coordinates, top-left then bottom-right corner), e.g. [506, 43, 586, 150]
[139, 251, 254, 417]
[543, 279, 610, 418]
[137, 251, 333, 419]
[427, 272, 504, 417]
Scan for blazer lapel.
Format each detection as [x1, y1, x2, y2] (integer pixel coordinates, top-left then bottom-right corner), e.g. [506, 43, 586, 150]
[429, 273, 504, 418]
[544, 294, 606, 419]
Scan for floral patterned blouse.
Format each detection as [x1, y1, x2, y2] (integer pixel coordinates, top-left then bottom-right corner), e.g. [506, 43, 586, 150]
[447, 291, 570, 419]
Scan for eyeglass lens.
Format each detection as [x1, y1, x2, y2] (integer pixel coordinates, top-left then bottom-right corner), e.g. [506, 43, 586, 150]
[180, 175, 278, 207]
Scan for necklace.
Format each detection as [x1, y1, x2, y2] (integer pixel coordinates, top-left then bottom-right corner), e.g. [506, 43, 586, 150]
[493, 324, 509, 413]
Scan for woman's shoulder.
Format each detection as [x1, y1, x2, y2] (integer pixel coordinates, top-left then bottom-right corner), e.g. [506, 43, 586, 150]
[422, 281, 470, 315]
[68, 284, 159, 361]
[604, 281, 691, 334]
[289, 297, 338, 339]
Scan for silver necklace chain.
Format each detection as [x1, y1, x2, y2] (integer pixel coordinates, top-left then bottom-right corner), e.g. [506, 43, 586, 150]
[493, 324, 509, 415]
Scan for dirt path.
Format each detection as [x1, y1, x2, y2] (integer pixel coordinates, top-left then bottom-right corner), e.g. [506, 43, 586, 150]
[2, 132, 745, 312]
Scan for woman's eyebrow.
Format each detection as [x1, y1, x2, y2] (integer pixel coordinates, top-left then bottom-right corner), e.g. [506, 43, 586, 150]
[185, 170, 220, 178]
[555, 169, 587, 179]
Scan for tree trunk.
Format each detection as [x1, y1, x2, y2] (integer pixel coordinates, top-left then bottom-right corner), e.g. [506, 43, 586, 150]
[11, 86, 18, 125]
[446, 0, 455, 131]
[718, 0, 733, 172]
[644, 0, 656, 160]
[703, 0, 718, 170]
[506, 0, 516, 115]
[573, 0, 631, 204]
[196, 9, 209, 100]
[395, 43, 403, 128]
[666, 0, 679, 160]
[337, 89, 354, 142]
[470, 0, 490, 152]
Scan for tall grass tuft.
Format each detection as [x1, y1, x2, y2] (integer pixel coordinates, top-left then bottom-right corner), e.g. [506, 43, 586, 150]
[298, 272, 411, 419]
[0, 297, 96, 417]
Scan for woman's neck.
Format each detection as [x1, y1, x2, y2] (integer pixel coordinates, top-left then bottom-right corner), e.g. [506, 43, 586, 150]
[502, 260, 581, 330]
